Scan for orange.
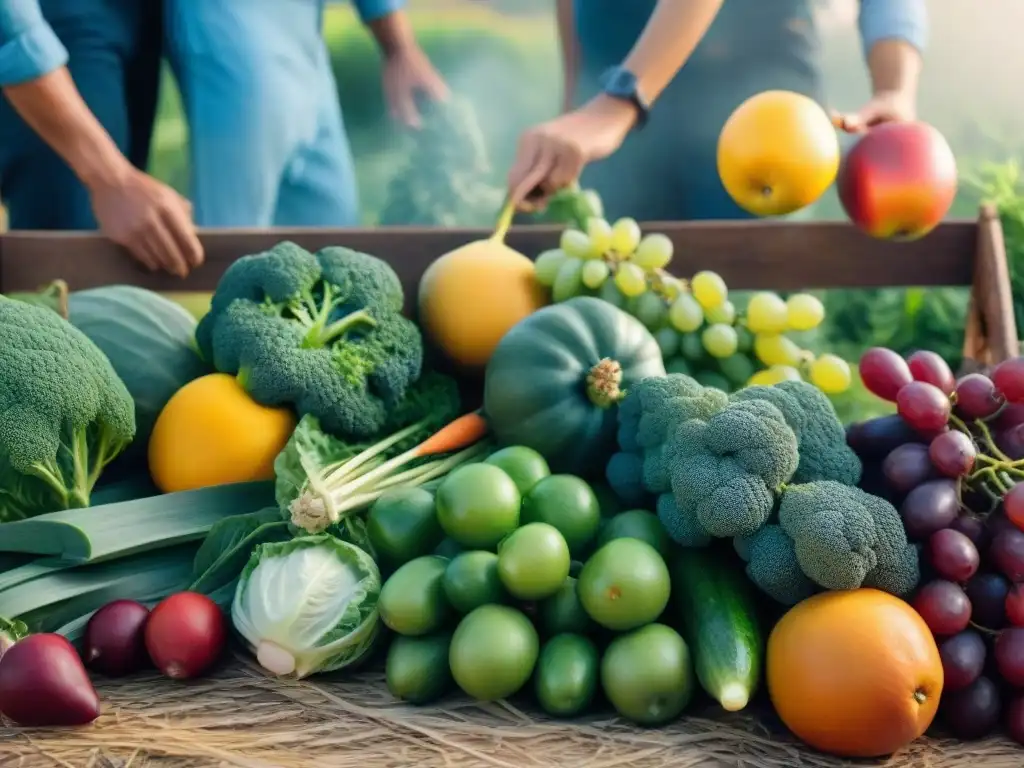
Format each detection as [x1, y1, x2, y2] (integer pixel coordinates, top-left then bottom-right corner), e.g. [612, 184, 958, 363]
[766, 588, 943, 758]
[717, 90, 840, 217]
[148, 373, 296, 492]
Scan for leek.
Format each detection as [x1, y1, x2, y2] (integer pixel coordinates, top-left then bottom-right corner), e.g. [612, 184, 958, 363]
[0, 544, 197, 634]
[0, 480, 274, 561]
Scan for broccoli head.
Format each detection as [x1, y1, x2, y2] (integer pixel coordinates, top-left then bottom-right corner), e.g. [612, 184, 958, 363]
[732, 380, 862, 485]
[662, 399, 799, 540]
[735, 525, 817, 606]
[0, 297, 135, 521]
[195, 241, 423, 439]
[656, 492, 711, 547]
[778, 480, 920, 595]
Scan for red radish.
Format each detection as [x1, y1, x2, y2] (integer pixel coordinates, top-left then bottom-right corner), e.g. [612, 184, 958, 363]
[0, 634, 101, 726]
[145, 592, 227, 679]
[84, 600, 151, 677]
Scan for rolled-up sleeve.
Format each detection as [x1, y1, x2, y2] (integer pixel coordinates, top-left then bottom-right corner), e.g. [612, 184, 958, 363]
[351, 0, 405, 25]
[0, 0, 67, 87]
[858, 0, 928, 56]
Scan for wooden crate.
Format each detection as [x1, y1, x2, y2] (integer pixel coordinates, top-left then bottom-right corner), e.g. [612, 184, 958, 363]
[0, 205, 1017, 365]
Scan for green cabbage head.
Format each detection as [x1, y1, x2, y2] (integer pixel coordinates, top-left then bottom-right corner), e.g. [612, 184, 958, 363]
[231, 534, 381, 678]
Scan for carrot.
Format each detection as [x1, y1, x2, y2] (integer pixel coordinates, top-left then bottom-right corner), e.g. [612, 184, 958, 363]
[413, 411, 490, 458]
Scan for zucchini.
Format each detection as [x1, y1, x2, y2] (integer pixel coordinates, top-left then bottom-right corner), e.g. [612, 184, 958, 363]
[670, 548, 764, 712]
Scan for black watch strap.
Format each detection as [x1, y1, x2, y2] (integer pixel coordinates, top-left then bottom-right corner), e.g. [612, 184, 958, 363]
[599, 66, 650, 129]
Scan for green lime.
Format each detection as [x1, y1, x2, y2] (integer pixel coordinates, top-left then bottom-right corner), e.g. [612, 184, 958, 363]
[601, 623, 694, 725]
[538, 577, 594, 637]
[433, 537, 463, 559]
[367, 487, 443, 570]
[521, 475, 601, 557]
[485, 446, 550, 495]
[379, 555, 452, 636]
[435, 464, 521, 549]
[443, 551, 507, 613]
[597, 509, 672, 559]
[577, 538, 670, 631]
[385, 632, 453, 705]
[449, 605, 539, 701]
[535, 634, 599, 717]
[497, 522, 571, 601]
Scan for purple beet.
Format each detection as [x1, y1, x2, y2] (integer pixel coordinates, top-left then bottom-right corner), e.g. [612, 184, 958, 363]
[0, 634, 101, 726]
[84, 599, 151, 677]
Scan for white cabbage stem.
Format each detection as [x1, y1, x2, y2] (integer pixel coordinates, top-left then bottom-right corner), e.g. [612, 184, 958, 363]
[256, 640, 297, 676]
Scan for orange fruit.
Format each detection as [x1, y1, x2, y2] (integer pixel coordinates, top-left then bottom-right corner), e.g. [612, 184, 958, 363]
[766, 588, 943, 758]
[717, 90, 840, 217]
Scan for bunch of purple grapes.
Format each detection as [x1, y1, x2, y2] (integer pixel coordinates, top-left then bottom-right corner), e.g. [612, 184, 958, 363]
[847, 348, 1024, 744]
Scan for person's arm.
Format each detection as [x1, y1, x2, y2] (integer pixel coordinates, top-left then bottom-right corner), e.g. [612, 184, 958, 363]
[858, 0, 926, 99]
[354, 0, 413, 56]
[556, 0, 578, 113]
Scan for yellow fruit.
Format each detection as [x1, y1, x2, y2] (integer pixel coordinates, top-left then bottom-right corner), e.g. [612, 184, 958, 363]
[148, 373, 296, 493]
[753, 333, 802, 367]
[418, 204, 548, 370]
[718, 90, 840, 217]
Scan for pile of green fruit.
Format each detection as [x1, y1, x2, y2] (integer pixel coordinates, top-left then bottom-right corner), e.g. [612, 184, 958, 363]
[369, 446, 701, 724]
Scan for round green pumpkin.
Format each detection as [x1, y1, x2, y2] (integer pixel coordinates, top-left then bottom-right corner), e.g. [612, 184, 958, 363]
[68, 286, 211, 461]
[483, 296, 665, 476]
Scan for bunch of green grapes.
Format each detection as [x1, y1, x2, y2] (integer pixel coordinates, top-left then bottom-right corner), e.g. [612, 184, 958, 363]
[533, 217, 853, 395]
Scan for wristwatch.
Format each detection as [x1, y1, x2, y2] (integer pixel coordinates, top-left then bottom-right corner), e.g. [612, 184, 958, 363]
[599, 66, 650, 129]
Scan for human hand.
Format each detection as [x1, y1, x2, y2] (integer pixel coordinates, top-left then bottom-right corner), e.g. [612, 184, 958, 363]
[89, 166, 204, 278]
[507, 95, 637, 210]
[831, 90, 916, 134]
[382, 46, 449, 128]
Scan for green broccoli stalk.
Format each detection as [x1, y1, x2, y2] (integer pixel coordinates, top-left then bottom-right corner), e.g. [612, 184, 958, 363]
[196, 241, 424, 440]
[0, 297, 135, 522]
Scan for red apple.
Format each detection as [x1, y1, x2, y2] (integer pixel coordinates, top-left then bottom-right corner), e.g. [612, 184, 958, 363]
[837, 121, 958, 240]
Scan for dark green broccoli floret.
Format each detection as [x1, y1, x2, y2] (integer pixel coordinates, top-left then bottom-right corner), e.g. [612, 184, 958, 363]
[736, 525, 817, 606]
[862, 544, 921, 599]
[662, 400, 799, 539]
[732, 381, 861, 485]
[778, 481, 919, 594]
[196, 241, 423, 439]
[0, 297, 136, 521]
[635, 376, 727, 449]
[656, 492, 710, 547]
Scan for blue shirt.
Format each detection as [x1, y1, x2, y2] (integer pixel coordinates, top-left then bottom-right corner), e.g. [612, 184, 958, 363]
[0, 0, 402, 87]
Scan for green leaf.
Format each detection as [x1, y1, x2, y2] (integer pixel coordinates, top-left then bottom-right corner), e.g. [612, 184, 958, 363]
[192, 507, 284, 578]
[190, 509, 293, 595]
[0, 616, 28, 645]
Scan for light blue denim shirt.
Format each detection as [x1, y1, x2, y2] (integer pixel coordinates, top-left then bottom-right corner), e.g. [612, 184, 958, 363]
[0, 0, 404, 86]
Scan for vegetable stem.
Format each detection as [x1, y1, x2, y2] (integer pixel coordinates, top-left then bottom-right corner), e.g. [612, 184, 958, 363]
[586, 358, 626, 409]
[491, 200, 517, 244]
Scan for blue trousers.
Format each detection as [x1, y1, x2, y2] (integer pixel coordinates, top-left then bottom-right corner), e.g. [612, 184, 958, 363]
[0, 0, 162, 230]
[164, 0, 359, 227]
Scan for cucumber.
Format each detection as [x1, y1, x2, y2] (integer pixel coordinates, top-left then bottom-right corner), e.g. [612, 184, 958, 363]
[670, 548, 763, 712]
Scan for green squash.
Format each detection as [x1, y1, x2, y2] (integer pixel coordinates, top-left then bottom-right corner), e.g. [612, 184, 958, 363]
[68, 286, 211, 462]
[483, 296, 665, 476]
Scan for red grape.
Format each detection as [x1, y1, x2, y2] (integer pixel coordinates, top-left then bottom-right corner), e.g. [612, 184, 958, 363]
[999, 424, 1024, 461]
[908, 350, 957, 394]
[928, 430, 977, 478]
[1007, 693, 1024, 746]
[992, 357, 1024, 404]
[845, 414, 920, 459]
[955, 373, 1003, 420]
[938, 630, 986, 692]
[995, 627, 1024, 686]
[900, 479, 959, 540]
[897, 381, 952, 433]
[965, 572, 1011, 629]
[1005, 484, 1024, 531]
[860, 347, 914, 402]
[882, 443, 935, 494]
[950, 514, 989, 551]
[940, 676, 1002, 740]
[1006, 583, 1024, 627]
[913, 579, 972, 635]
[988, 511, 1020, 539]
[995, 403, 1024, 431]
[928, 528, 980, 582]
[991, 529, 1024, 581]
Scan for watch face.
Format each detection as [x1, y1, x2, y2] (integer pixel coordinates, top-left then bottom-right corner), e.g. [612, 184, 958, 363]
[602, 67, 636, 98]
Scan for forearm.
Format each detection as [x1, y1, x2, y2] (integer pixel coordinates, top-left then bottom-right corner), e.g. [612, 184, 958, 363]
[620, 0, 724, 104]
[859, 0, 926, 95]
[556, 0, 578, 111]
[361, 4, 414, 57]
[4, 68, 129, 188]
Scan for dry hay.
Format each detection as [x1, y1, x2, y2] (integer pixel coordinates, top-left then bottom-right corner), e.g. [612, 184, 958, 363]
[0, 651, 1020, 768]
